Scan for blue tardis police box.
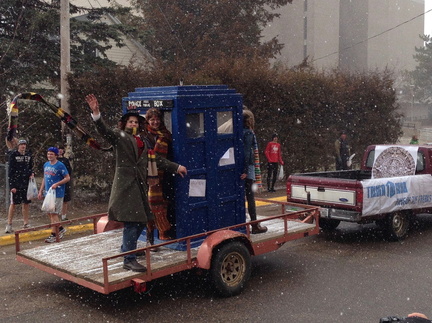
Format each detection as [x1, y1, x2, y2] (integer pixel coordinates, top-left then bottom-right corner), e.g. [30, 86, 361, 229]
[122, 85, 246, 249]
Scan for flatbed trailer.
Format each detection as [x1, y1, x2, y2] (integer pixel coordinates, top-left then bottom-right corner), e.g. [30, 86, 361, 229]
[15, 199, 319, 296]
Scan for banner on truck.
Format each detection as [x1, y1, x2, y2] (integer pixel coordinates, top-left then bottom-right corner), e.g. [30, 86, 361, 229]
[362, 174, 432, 216]
[372, 145, 418, 179]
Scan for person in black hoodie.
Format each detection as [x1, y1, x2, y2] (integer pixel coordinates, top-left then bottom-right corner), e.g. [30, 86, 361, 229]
[6, 138, 34, 233]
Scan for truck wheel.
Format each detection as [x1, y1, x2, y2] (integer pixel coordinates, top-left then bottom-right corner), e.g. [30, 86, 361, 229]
[383, 211, 410, 241]
[319, 218, 340, 231]
[210, 241, 251, 297]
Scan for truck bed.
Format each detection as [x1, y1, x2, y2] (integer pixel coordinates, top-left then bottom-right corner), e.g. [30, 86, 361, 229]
[290, 169, 371, 181]
[16, 200, 319, 294]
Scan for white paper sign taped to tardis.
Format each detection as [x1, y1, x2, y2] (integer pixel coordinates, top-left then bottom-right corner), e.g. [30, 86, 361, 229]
[361, 174, 432, 216]
[372, 145, 419, 179]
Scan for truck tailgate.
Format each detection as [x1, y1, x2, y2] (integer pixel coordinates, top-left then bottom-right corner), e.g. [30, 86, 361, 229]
[291, 184, 356, 206]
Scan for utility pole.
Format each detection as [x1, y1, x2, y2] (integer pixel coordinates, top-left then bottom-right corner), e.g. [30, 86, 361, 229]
[60, 0, 73, 159]
[60, 0, 70, 114]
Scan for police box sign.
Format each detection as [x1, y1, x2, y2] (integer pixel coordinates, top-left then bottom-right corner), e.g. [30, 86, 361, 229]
[126, 100, 174, 109]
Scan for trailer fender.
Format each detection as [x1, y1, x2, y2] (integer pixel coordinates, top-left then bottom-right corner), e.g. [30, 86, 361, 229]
[196, 230, 252, 270]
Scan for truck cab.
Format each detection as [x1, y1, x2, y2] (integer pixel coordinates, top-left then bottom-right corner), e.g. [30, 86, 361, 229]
[361, 144, 430, 176]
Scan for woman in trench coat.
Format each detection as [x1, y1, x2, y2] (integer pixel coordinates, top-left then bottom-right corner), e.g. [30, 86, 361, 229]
[85, 94, 187, 272]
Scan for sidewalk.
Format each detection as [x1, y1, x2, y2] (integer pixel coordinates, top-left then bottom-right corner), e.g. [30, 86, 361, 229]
[0, 200, 107, 246]
[1, 184, 287, 247]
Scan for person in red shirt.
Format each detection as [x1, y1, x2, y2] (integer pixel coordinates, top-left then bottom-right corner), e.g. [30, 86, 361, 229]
[264, 134, 284, 192]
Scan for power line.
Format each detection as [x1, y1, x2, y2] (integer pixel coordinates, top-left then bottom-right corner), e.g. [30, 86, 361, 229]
[311, 7, 432, 63]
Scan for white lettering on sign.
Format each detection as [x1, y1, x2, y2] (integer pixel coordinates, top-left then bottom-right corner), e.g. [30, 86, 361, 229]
[128, 101, 141, 108]
[362, 174, 432, 216]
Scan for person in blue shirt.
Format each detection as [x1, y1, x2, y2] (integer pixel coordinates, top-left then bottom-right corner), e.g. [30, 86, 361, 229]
[38, 147, 70, 243]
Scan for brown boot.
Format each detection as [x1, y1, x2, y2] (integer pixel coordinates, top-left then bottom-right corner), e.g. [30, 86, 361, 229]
[251, 224, 268, 234]
[158, 231, 172, 240]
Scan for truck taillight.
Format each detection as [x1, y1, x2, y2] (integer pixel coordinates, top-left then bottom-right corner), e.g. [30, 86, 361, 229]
[286, 183, 291, 200]
[356, 188, 363, 209]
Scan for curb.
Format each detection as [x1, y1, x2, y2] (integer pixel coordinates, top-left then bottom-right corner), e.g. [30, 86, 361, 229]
[0, 223, 94, 246]
[255, 195, 286, 206]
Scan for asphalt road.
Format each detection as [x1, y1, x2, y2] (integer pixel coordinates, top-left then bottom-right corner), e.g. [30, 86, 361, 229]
[2, 213, 432, 323]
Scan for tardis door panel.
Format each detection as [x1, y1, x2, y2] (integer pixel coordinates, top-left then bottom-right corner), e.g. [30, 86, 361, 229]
[211, 109, 245, 229]
[172, 109, 208, 238]
[172, 107, 245, 238]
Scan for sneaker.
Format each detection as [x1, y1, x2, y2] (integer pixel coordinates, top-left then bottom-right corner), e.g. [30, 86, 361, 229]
[23, 224, 30, 229]
[61, 215, 68, 221]
[45, 234, 57, 243]
[59, 227, 67, 239]
[5, 224, 13, 234]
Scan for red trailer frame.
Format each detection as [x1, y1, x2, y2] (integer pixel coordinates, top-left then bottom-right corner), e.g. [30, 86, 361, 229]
[16, 199, 319, 296]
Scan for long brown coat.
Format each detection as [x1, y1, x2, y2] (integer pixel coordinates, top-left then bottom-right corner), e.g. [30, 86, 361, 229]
[95, 118, 179, 223]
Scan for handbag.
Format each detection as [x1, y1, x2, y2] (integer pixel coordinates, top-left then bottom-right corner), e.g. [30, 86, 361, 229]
[26, 178, 38, 200]
[41, 187, 56, 212]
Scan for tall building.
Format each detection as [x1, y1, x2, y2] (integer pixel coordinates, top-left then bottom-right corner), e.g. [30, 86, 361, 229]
[263, 0, 425, 73]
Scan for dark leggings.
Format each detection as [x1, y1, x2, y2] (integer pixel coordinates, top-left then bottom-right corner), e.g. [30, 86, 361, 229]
[267, 162, 278, 189]
[245, 179, 257, 221]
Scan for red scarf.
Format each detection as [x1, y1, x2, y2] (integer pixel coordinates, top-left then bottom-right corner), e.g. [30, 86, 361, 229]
[134, 135, 144, 157]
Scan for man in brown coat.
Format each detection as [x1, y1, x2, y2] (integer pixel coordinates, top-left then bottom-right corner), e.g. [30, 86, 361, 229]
[85, 94, 187, 272]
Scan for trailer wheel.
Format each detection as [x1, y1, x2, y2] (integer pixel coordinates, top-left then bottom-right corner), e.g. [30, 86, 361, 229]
[383, 211, 410, 241]
[319, 218, 340, 231]
[210, 241, 251, 297]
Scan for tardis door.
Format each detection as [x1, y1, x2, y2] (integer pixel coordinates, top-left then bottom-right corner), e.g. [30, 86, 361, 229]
[172, 106, 245, 239]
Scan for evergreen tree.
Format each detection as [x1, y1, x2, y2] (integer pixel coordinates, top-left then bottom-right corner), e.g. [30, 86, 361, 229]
[131, 0, 293, 71]
[0, 0, 130, 101]
[410, 34, 432, 103]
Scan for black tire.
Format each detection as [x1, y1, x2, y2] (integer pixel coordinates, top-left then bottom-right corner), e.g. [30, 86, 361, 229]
[382, 211, 410, 241]
[319, 218, 341, 232]
[210, 241, 251, 297]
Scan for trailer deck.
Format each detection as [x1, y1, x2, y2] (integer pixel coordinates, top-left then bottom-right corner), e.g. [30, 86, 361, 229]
[16, 200, 319, 294]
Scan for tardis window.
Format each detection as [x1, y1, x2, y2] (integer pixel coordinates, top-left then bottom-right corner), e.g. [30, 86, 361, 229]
[186, 113, 204, 138]
[163, 111, 172, 132]
[217, 111, 233, 134]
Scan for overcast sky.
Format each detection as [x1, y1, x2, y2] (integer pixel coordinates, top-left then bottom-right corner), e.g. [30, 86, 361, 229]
[426, 1, 432, 35]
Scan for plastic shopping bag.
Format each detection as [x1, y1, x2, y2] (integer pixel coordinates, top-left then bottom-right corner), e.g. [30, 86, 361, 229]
[278, 166, 285, 181]
[347, 153, 356, 167]
[41, 187, 56, 212]
[26, 178, 38, 200]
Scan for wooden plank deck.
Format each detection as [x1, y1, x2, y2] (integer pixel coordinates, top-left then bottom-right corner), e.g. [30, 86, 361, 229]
[17, 229, 198, 286]
[17, 217, 316, 287]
